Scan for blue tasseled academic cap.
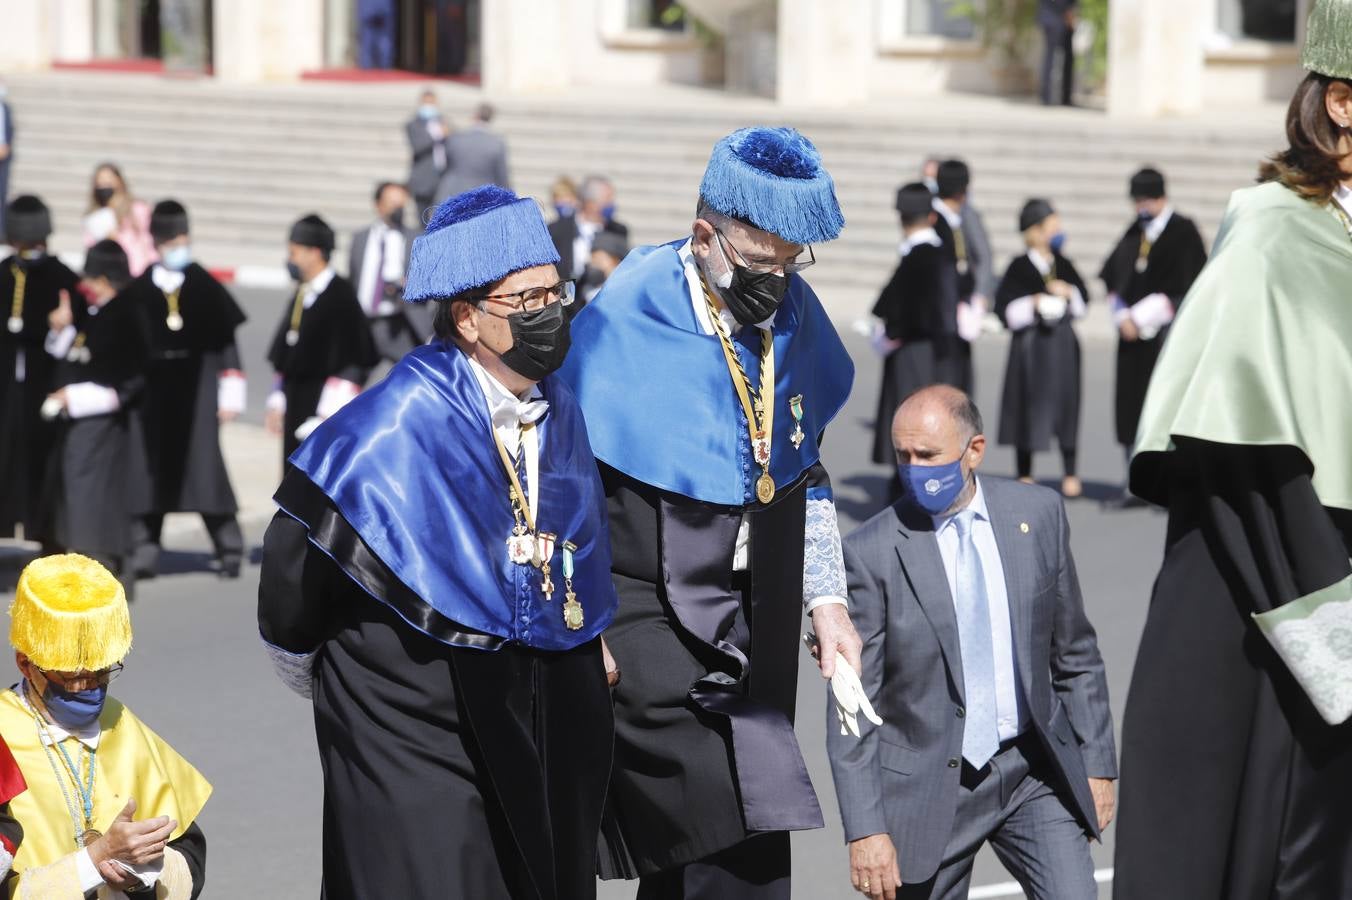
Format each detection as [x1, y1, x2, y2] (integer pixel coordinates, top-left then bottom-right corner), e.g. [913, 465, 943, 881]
[698, 126, 845, 246]
[404, 185, 561, 302]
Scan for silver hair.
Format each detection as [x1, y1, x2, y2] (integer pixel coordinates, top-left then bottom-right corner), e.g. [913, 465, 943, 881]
[579, 176, 613, 204]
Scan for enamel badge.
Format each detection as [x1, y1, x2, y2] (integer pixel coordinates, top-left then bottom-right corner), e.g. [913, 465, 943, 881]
[789, 394, 805, 450]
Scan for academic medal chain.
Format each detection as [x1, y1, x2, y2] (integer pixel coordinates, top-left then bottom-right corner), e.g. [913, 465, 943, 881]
[165, 286, 184, 332]
[701, 277, 777, 504]
[1135, 232, 1151, 274]
[7, 263, 24, 334]
[285, 284, 306, 346]
[492, 422, 583, 630]
[25, 687, 101, 849]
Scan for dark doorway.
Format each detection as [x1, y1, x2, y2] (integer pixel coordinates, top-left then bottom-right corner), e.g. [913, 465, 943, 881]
[355, 0, 480, 77]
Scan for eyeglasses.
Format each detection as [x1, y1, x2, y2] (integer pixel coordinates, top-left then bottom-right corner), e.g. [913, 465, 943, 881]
[715, 228, 815, 276]
[38, 663, 124, 691]
[478, 279, 576, 315]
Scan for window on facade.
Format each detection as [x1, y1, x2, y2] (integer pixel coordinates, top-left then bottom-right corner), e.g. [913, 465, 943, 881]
[627, 0, 687, 31]
[907, 0, 976, 40]
[1216, 0, 1298, 42]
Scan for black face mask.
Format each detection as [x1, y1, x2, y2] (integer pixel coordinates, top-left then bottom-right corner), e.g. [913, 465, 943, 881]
[498, 300, 572, 382]
[721, 264, 788, 326]
[386, 208, 406, 230]
[712, 233, 789, 326]
[286, 260, 303, 282]
[93, 187, 115, 206]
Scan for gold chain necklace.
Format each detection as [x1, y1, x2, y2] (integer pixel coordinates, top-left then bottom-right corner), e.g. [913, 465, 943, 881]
[700, 276, 777, 504]
[7, 263, 25, 334]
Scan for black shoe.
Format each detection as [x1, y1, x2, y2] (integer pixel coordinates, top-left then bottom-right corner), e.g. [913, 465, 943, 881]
[1103, 491, 1147, 511]
[218, 558, 242, 579]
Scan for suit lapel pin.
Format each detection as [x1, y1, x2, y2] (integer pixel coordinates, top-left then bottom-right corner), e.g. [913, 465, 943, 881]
[1020, 522, 1030, 534]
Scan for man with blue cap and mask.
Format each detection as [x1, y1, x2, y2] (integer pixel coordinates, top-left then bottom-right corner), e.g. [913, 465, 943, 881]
[559, 126, 857, 898]
[258, 185, 619, 899]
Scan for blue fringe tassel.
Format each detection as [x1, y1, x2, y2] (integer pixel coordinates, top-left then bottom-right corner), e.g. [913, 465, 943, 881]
[405, 189, 561, 302]
[699, 126, 845, 245]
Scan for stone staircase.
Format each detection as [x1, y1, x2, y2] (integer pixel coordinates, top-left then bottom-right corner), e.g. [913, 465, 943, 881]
[3, 70, 1286, 316]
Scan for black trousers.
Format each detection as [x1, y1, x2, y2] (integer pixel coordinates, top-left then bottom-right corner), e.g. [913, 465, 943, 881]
[636, 832, 791, 900]
[134, 512, 244, 571]
[1040, 24, 1075, 106]
[1016, 447, 1078, 480]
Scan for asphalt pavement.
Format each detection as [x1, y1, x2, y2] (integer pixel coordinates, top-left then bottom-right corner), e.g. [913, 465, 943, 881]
[0, 284, 1164, 898]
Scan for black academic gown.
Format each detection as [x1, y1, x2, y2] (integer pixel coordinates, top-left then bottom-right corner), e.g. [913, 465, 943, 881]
[266, 275, 377, 461]
[37, 292, 153, 565]
[933, 214, 976, 393]
[0, 255, 80, 538]
[1099, 214, 1207, 446]
[1116, 440, 1352, 899]
[597, 461, 827, 879]
[258, 477, 611, 900]
[870, 242, 960, 464]
[126, 264, 246, 515]
[995, 252, 1087, 453]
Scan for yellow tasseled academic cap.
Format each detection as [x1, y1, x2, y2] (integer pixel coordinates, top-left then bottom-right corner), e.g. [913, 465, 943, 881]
[9, 554, 132, 672]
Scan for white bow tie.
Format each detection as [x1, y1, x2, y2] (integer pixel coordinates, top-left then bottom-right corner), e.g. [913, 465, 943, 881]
[516, 398, 549, 426]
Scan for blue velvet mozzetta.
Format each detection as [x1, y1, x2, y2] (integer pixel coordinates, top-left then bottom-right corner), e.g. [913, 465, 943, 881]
[404, 185, 562, 302]
[698, 126, 845, 246]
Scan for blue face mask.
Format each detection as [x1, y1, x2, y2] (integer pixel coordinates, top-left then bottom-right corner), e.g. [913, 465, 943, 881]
[554, 202, 576, 220]
[1049, 232, 1067, 254]
[161, 244, 191, 272]
[601, 204, 616, 222]
[898, 445, 971, 516]
[42, 682, 107, 731]
[418, 104, 438, 120]
[1137, 210, 1153, 224]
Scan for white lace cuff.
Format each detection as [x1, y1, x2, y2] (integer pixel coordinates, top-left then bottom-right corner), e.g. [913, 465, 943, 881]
[804, 496, 847, 605]
[264, 638, 316, 699]
[0, 844, 12, 879]
[1252, 574, 1352, 725]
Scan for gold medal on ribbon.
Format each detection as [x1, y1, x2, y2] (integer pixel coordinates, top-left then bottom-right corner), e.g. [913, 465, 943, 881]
[6, 317, 21, 334]
[166, 313, 184, 332]
[80, 829, 102, 848]
[756, 473, 776, 504]
[561, 541, 584, 630]
[788, 394, 805, 450]
[285, 329, 300, 346]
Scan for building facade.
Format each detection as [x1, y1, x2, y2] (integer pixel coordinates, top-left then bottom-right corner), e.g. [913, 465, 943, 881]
[0, 0, 1312, 117]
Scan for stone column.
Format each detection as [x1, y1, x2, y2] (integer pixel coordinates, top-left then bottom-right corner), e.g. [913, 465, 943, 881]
[1107, 0, 1208, 117]
[776, 0, 871, 105]
[0, 0, 52, 70]
[481, 0, 569, 94]
[213, 0, 324, 83]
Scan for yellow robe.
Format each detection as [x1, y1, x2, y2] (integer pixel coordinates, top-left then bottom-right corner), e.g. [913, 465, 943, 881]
[0, 689, 211, 898]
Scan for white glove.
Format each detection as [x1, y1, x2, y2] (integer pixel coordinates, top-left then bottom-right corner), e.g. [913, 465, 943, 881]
[1037, 293, 1067, 323]
[294, 416, 324, 442]
[830, 657, 884, 738]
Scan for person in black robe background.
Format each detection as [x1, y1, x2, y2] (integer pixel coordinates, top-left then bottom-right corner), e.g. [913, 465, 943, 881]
[35, 240, 152, 598]
[1099, 168, 1206, 505]
[265, 214, 376, 464]
[996, 198, 1088, 498]
[871, 183, 959, 483]
[127, 200, 248, 579]
[930, 159, 984, 392]
[0, 195, 79, 542]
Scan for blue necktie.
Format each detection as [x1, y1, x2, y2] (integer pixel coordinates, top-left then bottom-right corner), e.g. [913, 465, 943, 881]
[953, 509, 1000, 769]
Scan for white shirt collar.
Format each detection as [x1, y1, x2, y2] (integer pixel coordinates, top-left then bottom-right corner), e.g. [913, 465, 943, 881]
[302, 267, 336, 309]
[933, 475, 988, 532]
[932, 197, 962, 229]
[900, 226, 942, 258]
[1334, 186, 1352, 222]
[151, 265, 186, 294]
[465, 353, 547, 441]
[15, 682, 102, 750]
[1143, 206, 1174, 244]
[677, 238, 776, 335]
[1026, 248, 1053, 275]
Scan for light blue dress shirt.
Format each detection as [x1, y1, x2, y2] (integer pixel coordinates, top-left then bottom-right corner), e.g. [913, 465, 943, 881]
[934, 477, 1027, 741]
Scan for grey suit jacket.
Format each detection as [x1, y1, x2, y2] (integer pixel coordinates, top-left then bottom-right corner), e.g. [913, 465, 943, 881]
[827, 476, 1116, 885]
[348, 223, 433, 339]
[405, 117, 449, 199]
[434, 126, 511, 203]
[961, 203, 996, 303]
